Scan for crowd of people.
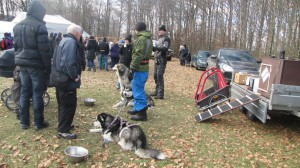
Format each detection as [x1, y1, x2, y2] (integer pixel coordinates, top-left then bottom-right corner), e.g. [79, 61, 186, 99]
[1, 0, 171, 140]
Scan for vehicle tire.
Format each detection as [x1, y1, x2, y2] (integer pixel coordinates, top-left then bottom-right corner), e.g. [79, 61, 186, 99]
[246, 110, 256, 121]
[43, 92, 50, 107]
[1, 88, 11, 102]
[5, 94, 18, 111]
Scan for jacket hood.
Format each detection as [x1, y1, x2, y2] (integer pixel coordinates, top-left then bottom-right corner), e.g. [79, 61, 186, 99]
[26, 0, 46, 22]
[137, 31, 152, 38]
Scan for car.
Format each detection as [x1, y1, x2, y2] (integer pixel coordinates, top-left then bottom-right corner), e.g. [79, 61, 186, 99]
[191, 50, 211, 70]
[207, 48, 259, 82]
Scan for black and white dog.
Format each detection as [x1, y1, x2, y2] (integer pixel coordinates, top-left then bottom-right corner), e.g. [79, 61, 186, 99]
[94, 112, 166, 160]
[112, 63, 154, 109]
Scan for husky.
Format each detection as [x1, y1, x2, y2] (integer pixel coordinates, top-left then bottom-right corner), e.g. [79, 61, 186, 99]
[112, 63, 154, 109]
[95, 112, 166, 160]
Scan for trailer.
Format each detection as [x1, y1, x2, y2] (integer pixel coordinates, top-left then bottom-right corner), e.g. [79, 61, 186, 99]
[195, 57, 300, 123]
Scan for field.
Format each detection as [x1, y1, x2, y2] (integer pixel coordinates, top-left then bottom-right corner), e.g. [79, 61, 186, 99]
[1, 58, 300, 168]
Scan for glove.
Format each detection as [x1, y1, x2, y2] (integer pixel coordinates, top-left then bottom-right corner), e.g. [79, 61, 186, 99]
[128, 69, 134, 81]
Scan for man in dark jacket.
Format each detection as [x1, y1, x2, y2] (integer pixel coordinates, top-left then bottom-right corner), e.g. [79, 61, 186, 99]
[86, 35, 98, 72]
[13, 0, 51, 131]
[52, 24, 83, 139]
[150, 25, 171, 99]
[98, 37, 110, 71]
[127, 22, 153, 121]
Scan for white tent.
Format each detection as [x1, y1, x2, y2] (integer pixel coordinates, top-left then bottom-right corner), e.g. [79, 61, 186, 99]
[10, 12, 90, 38]
[0, 21, 16, 39]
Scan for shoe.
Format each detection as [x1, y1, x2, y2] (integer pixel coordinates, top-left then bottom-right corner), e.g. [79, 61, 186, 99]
[21, 125, 29, 130]
[93, 67, 96, 72]
[131, 108, 147, 121]
[34, 121, 49, 131]
[87, 68, 91, 71]
[70, 125, 75, 130]
[57, 132, 77, 139]
[127, 109, 138, 115]
[149, 92, 157, 96]
[154, 96, 164, 99]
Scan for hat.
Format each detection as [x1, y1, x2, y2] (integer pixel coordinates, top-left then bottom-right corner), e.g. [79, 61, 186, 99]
[135, 22, 146, 32]
[159, 25, 166, 31]
[125, 35, 132, 42]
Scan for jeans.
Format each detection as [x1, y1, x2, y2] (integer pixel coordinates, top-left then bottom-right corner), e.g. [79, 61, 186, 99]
[56, 88, 77, 133]
[19, 67, 46, 128]
[132, 71, 148, 111]
[98, 54, 108, 70]
[87, 59, 95, 68]
[111, 57, 119, 68]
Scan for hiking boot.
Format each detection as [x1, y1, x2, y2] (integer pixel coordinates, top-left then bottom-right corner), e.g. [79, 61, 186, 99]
[127, 109, 138, 115]
[154, 96, 164, 99]
[57, 132, 77, 139]
[34, 121, 49, 131]
[131, 108, 147, 121]
[149, 92, 157, 96]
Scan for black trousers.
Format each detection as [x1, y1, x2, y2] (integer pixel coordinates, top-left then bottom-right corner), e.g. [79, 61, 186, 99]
[56, 87, 77, 133]
[153, 57, 166, 97]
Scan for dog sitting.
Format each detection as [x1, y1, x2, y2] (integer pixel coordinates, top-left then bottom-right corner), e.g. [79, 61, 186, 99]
[112, 63, 154, 109]
[95, 112, 166, 160]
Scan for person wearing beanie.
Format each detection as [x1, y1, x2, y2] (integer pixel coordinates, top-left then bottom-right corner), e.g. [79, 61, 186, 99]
[150, 24, 171, 99]
[119, 35, 133, 68]
[98, 37, 110, 71]
[127, 22, 153, 121]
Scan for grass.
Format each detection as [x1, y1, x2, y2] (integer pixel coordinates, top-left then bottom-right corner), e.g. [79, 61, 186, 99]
[1, 59, 300, 167]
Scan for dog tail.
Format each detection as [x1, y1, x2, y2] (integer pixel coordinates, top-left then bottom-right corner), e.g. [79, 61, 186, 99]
[135, 148, 166, 160]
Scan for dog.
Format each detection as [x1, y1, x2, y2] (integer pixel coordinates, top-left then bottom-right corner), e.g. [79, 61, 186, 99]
[94, 112, 166, 160]
[112, 63, 154, 109]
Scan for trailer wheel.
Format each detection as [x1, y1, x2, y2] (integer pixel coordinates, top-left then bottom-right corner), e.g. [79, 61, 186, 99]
[246, 110, 256, 121]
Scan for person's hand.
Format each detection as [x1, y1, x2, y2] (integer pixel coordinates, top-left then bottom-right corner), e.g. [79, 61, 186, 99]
[128, 69, 134, 81]
[75, 75, 80, 82]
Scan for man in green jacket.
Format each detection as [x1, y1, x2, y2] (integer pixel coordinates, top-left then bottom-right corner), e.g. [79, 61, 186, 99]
[127, 22, 153, 121]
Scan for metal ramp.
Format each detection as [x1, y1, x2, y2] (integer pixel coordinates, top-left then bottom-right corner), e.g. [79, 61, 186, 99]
[195, 94, 260, 122]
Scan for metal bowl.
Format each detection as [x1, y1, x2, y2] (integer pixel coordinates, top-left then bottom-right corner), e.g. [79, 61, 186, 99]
[83, 98, 96, 106]
[64, 146, 88, 163]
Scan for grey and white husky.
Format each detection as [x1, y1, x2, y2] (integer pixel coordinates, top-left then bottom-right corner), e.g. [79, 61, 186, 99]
[112, 63, 154, 109]
[95, 112, 166, 160]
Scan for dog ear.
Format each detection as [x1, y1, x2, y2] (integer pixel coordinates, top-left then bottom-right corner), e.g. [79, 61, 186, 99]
[98, 113, 106, 122]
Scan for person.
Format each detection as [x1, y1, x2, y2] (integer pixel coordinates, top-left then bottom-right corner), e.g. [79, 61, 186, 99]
[119, 35, 133, 68]
[52, 24, 83, 139]
[48, 32, 55, 58]
[98, 37, 109, 71]
[179, 45, 186, 66]
[127, 22, 153, 121]
[86, 35, 98, 72]
[55, 32, 62, 47]
[13, 0, 51, 130]
[110, 40, 120, 68]
[0, 32, 14, 50]
[150, 25, 171, 99]
[184, 44, 191, 64]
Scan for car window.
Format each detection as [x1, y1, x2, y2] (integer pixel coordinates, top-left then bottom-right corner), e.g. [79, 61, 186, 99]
[198, 52, 210, 59]
[220, 50, 256, 62]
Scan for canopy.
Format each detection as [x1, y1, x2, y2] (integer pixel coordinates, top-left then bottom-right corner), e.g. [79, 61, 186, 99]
[0, 21, 16, 39]
[10, 12, 90, 38]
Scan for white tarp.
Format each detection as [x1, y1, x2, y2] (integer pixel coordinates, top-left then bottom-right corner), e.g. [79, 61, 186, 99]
[9, 12, 90, 38]
[0, 21, 16, 39]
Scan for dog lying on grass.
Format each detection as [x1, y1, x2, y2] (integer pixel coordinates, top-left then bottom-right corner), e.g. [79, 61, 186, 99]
[90, 112, 166, 160]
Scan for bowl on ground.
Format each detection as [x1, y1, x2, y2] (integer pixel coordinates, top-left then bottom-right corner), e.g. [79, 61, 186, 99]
[64, 146, 89, 163]
[83, 98, 96, 106]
